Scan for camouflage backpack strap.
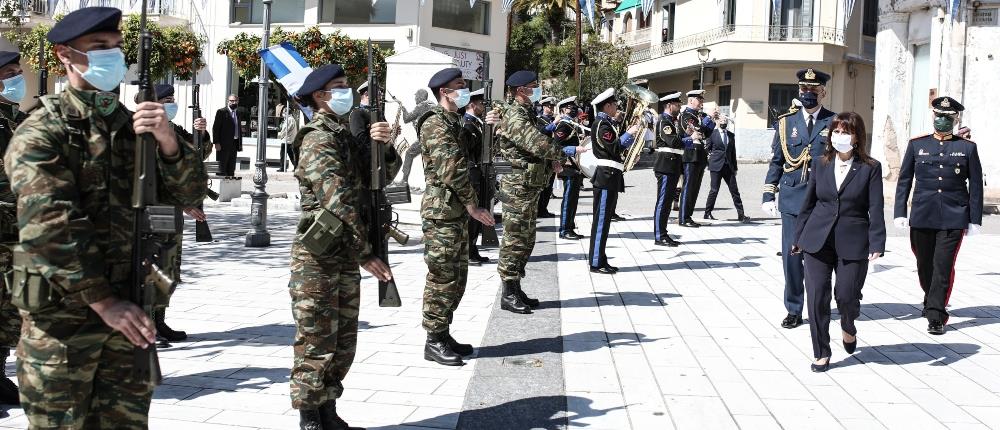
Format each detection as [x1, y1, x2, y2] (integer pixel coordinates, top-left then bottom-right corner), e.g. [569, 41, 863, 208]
[38, 95, 86, 180]
[414, 109, 437, 141]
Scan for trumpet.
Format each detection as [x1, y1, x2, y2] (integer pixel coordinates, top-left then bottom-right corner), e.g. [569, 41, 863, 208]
[558, 118, 591, 135]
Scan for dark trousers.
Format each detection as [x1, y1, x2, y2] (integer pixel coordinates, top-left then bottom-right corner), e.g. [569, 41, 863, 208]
[559, 175, 582, 234]
[910, 228, 965, 323]
[782, 212, 805, 315]
[216, 137, 239, 177]
[589, 187, 618, 268]
[679, 162, 706, 222]
[704, 165, 745, 216]
[804, 237, 868, 359]
[537, 173, 556, 214]
[654, 173, 679, 241]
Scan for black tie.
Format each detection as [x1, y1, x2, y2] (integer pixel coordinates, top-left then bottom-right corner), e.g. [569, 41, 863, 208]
[807, 115, 814, 136]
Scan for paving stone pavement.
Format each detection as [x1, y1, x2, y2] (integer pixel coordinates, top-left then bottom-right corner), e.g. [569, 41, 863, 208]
[0, 164, 996, 430]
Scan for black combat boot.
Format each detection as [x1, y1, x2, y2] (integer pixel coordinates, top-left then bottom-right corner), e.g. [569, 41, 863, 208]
[299, 409, 323, 430]
[500, 280, 531, 314]
[444, 330, 474, 356]
[424, 332, 464, 366]
[320, 399, 366, 430]
[155, 309, 188, 342]
[515, 282, 540, 308]
[0, 349, 19, 406]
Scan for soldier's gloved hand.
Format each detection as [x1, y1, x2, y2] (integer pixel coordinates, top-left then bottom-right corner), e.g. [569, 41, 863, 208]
[485, 109, 501, 125]
[761, 201, 778, 217]
[369, 122, 392, 142]
[467, 205, 495, 226]
[893, 217, 909, 230]
[194, 117, 208, 131]
[134, 102, 180, 158]
[90, 297, 156, 348]
[361, 257, 392, 282]
[183, 207, 207, 221]
[966, 224, 981, 236]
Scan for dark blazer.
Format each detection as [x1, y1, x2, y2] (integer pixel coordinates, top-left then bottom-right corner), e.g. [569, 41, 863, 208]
[705, 128, 737, 172]
[794, 156, 886, 260]
[589, 115, 626, 192]
[212, 106, 247, 149]
[763, 106, 836, 215]
[893, 133, 983, 230]
[652, 113, 683, 176]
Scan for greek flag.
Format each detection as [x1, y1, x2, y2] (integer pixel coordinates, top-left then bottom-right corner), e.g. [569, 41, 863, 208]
[844, 0, 856, 24]
[582, 0, 596, 29]
[502, 0, 515, 13]
[259, 42, 313, 96]
[641, 0, 654, 16]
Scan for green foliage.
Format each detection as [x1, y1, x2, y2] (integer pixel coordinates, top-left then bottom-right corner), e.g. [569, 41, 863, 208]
[578, 38, 631, 101]
[505, 15, 547, 77]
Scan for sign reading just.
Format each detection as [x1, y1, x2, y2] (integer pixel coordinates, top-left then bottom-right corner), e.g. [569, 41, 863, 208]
[432, 46, 486, 81]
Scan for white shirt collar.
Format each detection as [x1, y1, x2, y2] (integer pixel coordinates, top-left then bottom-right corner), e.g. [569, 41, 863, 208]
[802, 108, 821, 122]
[835, 156, 854, 168]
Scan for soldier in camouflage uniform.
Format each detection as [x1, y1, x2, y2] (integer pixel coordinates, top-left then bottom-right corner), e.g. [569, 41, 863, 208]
[288, 64, 395, 430]
[418, 67, 496, 367]
[495, 71, 564, 314]
[0, 49, 28, 405]
[4, 7, 207, 427]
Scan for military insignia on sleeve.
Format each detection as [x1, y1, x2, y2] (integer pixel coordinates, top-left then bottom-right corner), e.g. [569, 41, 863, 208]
[662, 126, 672, 134]
[602, 131, 614, 141]
[820, 128, 828, 137]
[791, 127, 799, 138]
[556, 131, 566, 138]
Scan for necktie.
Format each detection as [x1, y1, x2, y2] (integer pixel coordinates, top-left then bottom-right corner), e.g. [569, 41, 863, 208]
[232, 109, 239, 139]
[807, 115, 814, 136]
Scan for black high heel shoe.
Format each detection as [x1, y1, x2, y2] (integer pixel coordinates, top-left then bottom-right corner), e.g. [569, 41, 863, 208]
[843, 334, 857, 354]
[810, 358, 830, 373]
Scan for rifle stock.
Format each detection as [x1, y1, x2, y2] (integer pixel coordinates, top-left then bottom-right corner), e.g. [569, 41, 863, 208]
[366, 40, 402, 308]
[478, 57, 500, 247]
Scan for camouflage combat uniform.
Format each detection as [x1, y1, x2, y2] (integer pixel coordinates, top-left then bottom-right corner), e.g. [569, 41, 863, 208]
[166, 124, 212, 284]
[496, 101, 563, 280]
[4, 86, 206, 428]
[288, 111, 399, 409]
[0, 102, 27, 349]
[418, 106, 478, 334]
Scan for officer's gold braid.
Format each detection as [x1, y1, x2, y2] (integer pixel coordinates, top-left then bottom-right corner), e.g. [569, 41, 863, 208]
[779, 116, 811, 173]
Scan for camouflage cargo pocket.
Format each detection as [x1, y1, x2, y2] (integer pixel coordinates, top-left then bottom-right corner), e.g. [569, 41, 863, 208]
[421, 185, 464, 220]
[524, 163, 550, 188]
[10, 251, 61, 313]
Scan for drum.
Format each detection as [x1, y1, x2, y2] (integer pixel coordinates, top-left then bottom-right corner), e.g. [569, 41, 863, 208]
[574, 136, 597, 178]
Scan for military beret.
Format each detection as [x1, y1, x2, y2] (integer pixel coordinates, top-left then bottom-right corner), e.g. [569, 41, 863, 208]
[557, 96, 577, 110]
[931, 96, 964, 115]
[357, 80, 369, 94]
[47, 7, 122, 44]
[592, 88, 616, 106]
[686, 89, 705, 98]
[797, 68, 830, 86]
[0, 51, 19, 68]
[298, 64, 345, 96]
[428, 67, 463, 89]
[659, 91, 682, 103]
[505, 70, 537, 87]
[154, 84, 174, 100]
[469, 88, 485, 101]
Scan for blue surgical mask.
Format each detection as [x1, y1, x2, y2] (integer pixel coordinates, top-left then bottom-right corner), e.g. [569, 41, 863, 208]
[326, 88, 354, 116]
[451, 88, 471, 109]
[164, 102, 178, 120]
[70, 47, 127, 92]
[529, 87, 542, 103]
[0, 74, 25, 103]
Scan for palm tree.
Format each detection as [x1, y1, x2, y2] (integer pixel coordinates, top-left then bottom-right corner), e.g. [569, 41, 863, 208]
[512, 0, 581, 43]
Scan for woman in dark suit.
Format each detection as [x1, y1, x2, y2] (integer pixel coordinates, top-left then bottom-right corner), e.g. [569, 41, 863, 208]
[792, 112, 886, 372]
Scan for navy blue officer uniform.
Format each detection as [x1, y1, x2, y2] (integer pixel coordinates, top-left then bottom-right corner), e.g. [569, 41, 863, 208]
[552, 96, 586, 240]
[678, 90, 715, 227]
[894, 96, 983, 335]
[461, 88, 490, 265]
[651, 91, 684, 246]
[762, 68, 835, 329]
[588, 88, 637, 274]
[536, 96, 558, 218]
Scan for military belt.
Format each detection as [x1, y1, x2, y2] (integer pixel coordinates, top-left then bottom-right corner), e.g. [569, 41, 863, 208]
[655, 148, 684, 155]
[595, 159, 625, 171]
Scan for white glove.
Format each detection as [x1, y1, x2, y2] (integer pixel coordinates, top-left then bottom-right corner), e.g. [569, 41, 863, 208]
[966, 224, 981, 236]
[761, 201, 778, 217]
[893, 217, 909, 229]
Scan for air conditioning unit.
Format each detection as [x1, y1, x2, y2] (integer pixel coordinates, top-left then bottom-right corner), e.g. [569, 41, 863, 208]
[702, 67, 717, 86]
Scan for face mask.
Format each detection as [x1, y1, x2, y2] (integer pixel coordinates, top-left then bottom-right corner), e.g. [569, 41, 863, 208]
[451, 88, 470, 109]
[528, 87, 542, 103]
[799, 91, 819, 109]
[719, 123, 728, 129]
[0, 74, 25, 103]
[326, 88, 354, 116]
[831, 133, 854, 153]
[228, 102, 238, 109]
[933, 115, 955, 133]
[70, 47, 127, 92]
[164, 103, 178, 120]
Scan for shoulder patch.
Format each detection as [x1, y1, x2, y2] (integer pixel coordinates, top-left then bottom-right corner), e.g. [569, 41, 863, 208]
[601, 130, 614, 142]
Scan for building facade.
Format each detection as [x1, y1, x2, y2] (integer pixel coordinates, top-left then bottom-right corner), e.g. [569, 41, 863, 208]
[604, 0, 877, 161]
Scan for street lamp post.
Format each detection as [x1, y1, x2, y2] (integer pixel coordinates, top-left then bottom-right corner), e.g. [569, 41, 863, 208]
[246, 0, 272, 247]
[577, 58, 587, 98]
[697, 43, 711, 91]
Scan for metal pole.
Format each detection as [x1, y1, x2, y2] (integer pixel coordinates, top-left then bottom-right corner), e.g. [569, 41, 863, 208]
[246, 0, 272, 247]
[574, 2, 581, 84]
[699, 62, 705, 91]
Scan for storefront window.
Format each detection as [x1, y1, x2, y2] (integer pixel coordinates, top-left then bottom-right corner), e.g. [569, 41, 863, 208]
[231, 0, 305, 24]
[433, 0, 490, 35]
[321, 0, 396, 24]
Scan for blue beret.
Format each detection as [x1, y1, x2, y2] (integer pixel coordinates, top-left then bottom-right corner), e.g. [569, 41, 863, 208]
[298, 64, 345, 96]
[154, 84, 174, 100]
[505, 70, 537, 87]
[796, 68, 830, 86]
[47, 7, 122, 44]
[0, 51, 19, 68]
[428, 67, 463, 89]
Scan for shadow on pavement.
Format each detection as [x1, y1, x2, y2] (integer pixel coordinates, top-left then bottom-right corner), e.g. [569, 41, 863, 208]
[682, 236, 767, 245]
[836, 342, 981, 369]
[614, 260, 761, 272]
[541, 291, 682, 309]
[474, 331, 648, 359]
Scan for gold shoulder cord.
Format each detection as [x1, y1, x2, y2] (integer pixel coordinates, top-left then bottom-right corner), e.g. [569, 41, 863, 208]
[778, 116, 811, 178]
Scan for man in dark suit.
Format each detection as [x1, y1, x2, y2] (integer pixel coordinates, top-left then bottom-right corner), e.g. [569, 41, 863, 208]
[761, 68, 835, 329]
[703, 116, 750, 222]
[894, 96, 983, 335]
[212, 94, 246, 177]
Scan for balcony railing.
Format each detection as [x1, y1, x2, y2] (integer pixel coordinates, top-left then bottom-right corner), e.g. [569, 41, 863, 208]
[630, 25, 846, 64]
[618, 27, 652, 47]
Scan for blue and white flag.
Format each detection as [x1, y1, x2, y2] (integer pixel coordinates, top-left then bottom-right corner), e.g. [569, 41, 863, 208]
[582, 0, 596, 29]
[844, 0, 856, 25]
[641, 0, 654, 16]
[259, 42, 313, 97]
[502, 0, 515, 14]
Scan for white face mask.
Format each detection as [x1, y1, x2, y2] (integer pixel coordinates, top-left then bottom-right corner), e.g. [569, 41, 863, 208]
[831, 133, 854, 153]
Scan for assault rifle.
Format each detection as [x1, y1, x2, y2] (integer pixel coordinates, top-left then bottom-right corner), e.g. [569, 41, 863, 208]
[191, 75, 215, 242]
[366, 40, 406, 307]
[36, 32, 46, 97]
[130, 0, 179, 387]
[478, 59, 500, 247]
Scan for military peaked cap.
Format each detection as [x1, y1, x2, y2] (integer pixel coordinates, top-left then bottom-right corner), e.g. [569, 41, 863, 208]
[659, 91, 682, 103]
[0, 51, 19, 68]
[592, 88, 616, 106]
[428, 67, 463, 89]
[469, 88, 485, 101]
[47, 7, 122, 44]
[797, 68, 830, 86]
[557, 96, 577, 110]
[357, 80, 369, 94]
[299, 64, 345, 96]
[154, 84, 174, 100]
[505, 70, 537, 87]
[931, 96, 964, 115]
[686, 89, 705, 98]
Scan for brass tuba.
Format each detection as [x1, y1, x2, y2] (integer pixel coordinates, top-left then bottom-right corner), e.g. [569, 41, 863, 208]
[619, 83, 658, 172]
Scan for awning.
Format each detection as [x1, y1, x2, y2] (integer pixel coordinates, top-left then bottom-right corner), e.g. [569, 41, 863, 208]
[614, 0, 640, 13]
